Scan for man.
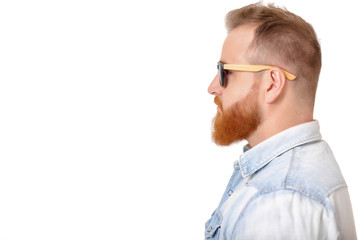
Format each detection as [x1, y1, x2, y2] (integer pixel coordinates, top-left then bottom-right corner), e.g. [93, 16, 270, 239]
[205, 3, 356, 239]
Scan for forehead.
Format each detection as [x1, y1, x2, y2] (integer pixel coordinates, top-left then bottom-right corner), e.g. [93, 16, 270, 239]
[221, 24, 256, 64]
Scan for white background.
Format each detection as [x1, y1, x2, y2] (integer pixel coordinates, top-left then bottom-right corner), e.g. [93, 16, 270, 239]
[0, 0, 359, 239]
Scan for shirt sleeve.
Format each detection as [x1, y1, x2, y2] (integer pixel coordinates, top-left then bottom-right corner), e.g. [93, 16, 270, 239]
[328, 187, 357, 239]
[230, 188, 356, 240]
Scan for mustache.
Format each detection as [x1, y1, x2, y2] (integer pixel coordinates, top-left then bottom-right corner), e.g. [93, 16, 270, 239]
[214, 96, 222, 108]
[214, 96, 222, 107]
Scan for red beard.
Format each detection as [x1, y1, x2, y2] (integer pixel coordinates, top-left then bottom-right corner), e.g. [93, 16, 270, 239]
[212, 85, 262, 146]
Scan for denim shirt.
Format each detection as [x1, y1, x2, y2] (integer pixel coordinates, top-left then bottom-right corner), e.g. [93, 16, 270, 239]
[205, 121, 357, 240]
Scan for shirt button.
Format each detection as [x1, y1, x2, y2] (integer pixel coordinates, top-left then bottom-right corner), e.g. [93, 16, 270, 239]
[207, 226, 212, 232]
[228, 190, 233, 196]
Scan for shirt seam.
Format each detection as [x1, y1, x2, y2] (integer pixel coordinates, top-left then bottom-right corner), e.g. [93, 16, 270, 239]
[284, 147, 296, 188]
[235, 188, 330, 223]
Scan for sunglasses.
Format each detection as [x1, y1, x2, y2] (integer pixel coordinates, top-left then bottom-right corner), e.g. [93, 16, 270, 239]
[217, 61, 296, 87]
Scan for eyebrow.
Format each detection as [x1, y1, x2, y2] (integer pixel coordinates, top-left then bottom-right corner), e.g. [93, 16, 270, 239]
[219, 60, 229, 64]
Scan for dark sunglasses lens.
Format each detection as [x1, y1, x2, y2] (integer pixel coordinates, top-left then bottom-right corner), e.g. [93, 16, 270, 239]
[217, 62, 224, 86]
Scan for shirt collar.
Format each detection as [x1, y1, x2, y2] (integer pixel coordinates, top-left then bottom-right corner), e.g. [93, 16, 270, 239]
[238, 120, 322, 178]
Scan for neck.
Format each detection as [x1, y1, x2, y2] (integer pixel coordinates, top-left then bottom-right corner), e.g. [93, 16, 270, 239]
[246, 109, 313, 147]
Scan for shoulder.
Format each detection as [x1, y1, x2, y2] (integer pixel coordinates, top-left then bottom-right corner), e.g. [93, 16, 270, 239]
[226, 140, 351, 239]
[248, 140, 346, 205]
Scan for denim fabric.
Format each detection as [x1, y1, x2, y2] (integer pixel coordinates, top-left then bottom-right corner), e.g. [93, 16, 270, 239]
[205, 121, 356, 240]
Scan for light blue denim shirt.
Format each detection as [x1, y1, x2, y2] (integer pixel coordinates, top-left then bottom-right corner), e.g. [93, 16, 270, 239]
[205, 121, 356, 239]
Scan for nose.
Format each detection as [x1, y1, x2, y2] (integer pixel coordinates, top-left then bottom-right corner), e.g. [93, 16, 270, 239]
[208, 73, 223, 96]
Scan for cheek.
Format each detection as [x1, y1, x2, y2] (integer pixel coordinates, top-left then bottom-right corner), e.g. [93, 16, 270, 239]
[222, 87, 248, 111]
[221, 93, 242, 112]
[222, 74, 254, 109]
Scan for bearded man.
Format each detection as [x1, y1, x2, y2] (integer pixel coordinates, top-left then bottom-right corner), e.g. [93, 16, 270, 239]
[205, 3, 356, 239]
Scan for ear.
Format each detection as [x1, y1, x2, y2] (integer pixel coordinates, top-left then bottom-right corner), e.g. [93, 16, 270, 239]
[264, 68, 286, 104]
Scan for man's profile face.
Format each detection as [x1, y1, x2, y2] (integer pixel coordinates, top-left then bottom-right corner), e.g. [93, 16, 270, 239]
[209, 25, 263, 146]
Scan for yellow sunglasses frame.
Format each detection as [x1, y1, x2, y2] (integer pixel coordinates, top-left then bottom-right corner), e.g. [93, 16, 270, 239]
[223, 63, 296, 81]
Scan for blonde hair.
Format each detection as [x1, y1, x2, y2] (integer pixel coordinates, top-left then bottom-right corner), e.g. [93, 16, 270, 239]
[226, 2, 321, 101]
